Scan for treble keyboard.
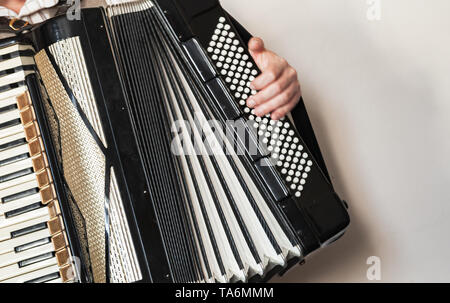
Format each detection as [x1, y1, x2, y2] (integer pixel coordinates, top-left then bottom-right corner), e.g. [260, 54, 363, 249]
[0, 42, 74, 283]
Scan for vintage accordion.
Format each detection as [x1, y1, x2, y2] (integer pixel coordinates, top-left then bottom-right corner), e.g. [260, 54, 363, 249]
[0, 0, 349, 283]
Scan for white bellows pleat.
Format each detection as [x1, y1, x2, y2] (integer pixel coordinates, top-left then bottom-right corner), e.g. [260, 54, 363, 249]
[105, 0, 153, 6]
[106, 0, 153, 16]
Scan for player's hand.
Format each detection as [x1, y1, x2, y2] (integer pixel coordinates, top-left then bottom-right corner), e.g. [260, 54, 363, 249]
[247, 37, 302, 120]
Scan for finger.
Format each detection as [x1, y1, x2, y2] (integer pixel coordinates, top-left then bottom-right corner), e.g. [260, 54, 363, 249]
[248, 37, 265, 58]
[247, 67, 297, 108]
[253, 82, 300, 117]
[271, 91, 302, 120]
[250, 61, 286, 91]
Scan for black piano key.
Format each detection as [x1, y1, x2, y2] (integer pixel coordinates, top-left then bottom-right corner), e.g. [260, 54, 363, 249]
[25, 272, 60, 283]
[11, 222, 47, 239]
[18, 252, 54, 268]
[0, 168, 34, 183]
[0, 104, 17, 114]
[2, 188, 39, 203]
[0, 138, 26, 152]
[0, 49, 35, 62]
[0, 153, 29, 167]
[5, 202, 43, 219]
[0, 65, 35, 78]
[253, 157, 289, 202]
[15, 237, 51, 253]
[0, 118, 21, 131]
[0, 81, 25, 94]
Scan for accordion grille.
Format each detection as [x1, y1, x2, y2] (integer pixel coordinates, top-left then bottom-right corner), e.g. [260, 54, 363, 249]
[65, 189, 92, 281]
[39, 82, 62, 165]
[109, 168, 142, 282]
[48, 37, 107, 148]
[35, 50, 107, 283]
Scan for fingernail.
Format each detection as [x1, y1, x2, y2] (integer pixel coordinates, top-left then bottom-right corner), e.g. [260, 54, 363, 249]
[250, 83, 255, 90]
[247, 98, 256, 108]
[254, 108, 263, 117]
[271, 114, 279, 120]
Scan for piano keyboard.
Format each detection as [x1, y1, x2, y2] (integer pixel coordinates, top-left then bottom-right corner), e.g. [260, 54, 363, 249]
[0, 42, 74, 283]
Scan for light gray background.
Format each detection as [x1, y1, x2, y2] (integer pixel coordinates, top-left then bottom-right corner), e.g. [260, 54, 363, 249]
[221, 0, 450, 282]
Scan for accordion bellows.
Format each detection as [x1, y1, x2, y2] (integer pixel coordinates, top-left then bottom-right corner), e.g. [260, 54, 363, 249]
[0, 0, 349, 283]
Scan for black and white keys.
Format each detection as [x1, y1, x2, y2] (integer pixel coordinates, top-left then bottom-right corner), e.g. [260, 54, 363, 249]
[0, 43, 74, 283]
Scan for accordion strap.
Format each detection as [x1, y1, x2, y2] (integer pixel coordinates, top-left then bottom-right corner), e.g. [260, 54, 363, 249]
[0, 17, 32, 35]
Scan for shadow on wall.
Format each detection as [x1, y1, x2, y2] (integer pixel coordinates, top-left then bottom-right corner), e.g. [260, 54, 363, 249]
[272, 111, 375, 283]
[273, 216, 370, 283]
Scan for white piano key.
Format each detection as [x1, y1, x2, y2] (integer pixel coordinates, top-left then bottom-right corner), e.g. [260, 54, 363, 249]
[0, 143, 29, 162]
[0, 71, 35, 87]
[0, 210, 49, 242]
[0, 184, 38, 206]
[0, 242, 54, 268]
[0, 157, 33, 179]
[0, 192, 41, 217]
[0, 86, 27, 102]
[0, 124, 24, 141]
[0, 44, 34, 57]
[0, 255, 57, 282]
[0, 97, 18, 110]
[0, 228, 50, 255]
[45, 277, 63, 283]
[0, 57, 35, 73]
[0, 158, 34, 178]
[0, 107, 20, 124]
[0, 206, 49, 230]
[0, 173, 37, 194]
[0, 132, 25, 149]
[1, 263, 60, 283]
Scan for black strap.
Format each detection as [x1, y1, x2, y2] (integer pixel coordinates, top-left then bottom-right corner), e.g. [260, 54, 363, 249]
[0, 17, 32, 35]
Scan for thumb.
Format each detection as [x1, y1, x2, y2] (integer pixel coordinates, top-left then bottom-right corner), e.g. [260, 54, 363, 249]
[248, 37, 265, 61]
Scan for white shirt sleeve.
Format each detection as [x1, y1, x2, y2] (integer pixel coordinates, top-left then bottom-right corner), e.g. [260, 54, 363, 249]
[0, 0, 59, 24]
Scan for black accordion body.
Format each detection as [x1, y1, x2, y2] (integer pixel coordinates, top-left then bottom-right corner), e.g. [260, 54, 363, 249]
[0, 0, 349, 283]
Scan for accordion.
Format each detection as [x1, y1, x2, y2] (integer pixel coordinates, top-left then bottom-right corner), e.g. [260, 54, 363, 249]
[0, 0, 349, 283]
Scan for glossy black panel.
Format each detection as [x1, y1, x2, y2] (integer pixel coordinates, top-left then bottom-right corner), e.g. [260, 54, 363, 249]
[206, 78, 242, 120]
[155, 0, 220, 42]
[182, 38, 217, 82]
[254, 158, 290, 202]
[278, 198, 320, 254]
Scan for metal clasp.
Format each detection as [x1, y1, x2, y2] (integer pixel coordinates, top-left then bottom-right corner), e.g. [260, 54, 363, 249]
[9, 18, 29, 31]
